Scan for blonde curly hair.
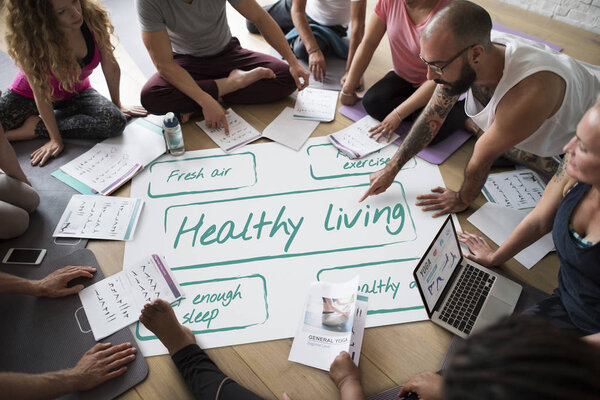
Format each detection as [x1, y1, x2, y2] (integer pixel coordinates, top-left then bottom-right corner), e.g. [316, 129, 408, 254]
[4, 0, 115, 102]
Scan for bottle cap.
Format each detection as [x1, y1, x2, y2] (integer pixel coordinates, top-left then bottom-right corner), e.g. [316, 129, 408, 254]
[163, 112, 180, 128]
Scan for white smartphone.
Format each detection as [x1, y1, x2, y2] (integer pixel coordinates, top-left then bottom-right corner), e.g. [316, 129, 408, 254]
[2, 248, 47, 265]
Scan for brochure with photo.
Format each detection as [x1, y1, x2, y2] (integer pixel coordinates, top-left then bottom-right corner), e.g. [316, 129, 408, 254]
[289, 277, 368, 371]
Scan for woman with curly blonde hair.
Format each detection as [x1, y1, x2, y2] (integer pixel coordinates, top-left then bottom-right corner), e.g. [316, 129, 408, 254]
[0, 0, 146, 166]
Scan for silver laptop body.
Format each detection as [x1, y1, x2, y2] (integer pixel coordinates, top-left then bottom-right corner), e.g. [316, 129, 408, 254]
[413, 216, 522, 339]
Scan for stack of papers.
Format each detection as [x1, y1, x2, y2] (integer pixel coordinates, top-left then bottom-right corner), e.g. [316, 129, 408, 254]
[482, 170, 546, 209]
[55, 120, 165, 195]
[196, 109, 262, 153]
[53, 195, 143, 241]
[289, 277, 368, 371]
[328, 115, 399, 159]
[79, 254, 183, 340]
[293, 88, 338, 122]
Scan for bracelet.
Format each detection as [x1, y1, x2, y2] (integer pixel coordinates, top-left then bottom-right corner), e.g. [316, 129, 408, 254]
[307, 47, 320, 55]
[393, 108, 402, 121]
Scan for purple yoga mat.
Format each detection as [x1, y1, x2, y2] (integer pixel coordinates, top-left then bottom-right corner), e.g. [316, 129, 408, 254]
[338, 100, 471, 165]
[492, 24, 562, 52]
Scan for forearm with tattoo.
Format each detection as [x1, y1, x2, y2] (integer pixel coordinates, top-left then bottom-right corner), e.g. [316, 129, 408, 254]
[502, 148, 560, 178]
[459, 159, 492, 205]
[390, 86, 459, 169]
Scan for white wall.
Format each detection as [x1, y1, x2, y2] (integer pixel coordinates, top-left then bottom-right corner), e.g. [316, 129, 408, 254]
[501, 0, 600, 34]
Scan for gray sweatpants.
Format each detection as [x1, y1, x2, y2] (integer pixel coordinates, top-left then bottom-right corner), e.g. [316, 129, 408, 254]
[0, 174, 39, 239]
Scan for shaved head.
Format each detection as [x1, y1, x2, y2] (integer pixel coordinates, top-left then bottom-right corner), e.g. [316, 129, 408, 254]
[423, 1, 493, 51]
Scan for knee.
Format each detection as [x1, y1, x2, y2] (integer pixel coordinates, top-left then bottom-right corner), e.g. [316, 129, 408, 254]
[21, 185, 40, 213]
[0, 206, 29, 239]
[141, 82, 168, 115]
[291, 38, 308, 61]
[246, 19, 260, 34]
[103, 107, 127, 137]
[362, 90, 388, 121]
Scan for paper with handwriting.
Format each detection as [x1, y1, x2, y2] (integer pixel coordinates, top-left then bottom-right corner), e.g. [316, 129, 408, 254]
[79, 254, 183, 340]
[59, 121, 166, 195]
[293, 88, 338, 122]
[328, 115, 399, 159]
[196, 109, 262, 153]
[482, 170, 546, 210]
[53, 195, 143, 240]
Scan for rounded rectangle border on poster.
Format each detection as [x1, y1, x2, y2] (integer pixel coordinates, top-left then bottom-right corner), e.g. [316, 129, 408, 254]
[135, 274, 268, 341]
[306, 143, 417, 180]
[146, 152, 258, 198]
[163, 182, 417, 271]
[316, 258, 424, 315]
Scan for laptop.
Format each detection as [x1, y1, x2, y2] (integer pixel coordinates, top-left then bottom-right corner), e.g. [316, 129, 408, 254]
[413, 215, 522, 338]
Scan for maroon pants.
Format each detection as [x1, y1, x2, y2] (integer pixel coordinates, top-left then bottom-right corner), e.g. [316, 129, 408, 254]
[141, 37, 296, 114]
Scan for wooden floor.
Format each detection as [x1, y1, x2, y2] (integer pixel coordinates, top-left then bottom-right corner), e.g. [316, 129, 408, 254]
[3, 1, 600, 399]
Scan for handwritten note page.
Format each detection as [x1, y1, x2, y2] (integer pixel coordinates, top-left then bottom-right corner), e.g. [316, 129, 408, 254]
[79, 254, 183, 340]
[482, 170, 546, 209]
[196, 109, 262, 153]
[60, 121, 166, 195]
[293, 88, 338, 122]
[262, 107, 319, 150]
[53, 195, 144, 240]
[328, 115, 399, 159]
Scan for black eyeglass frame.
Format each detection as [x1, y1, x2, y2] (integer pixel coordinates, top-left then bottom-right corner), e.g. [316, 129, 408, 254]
[419, 44, 476, 75]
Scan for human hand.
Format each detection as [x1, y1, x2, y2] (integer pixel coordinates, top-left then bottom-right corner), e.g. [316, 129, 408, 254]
[289, 62, 310, 90]
[35, 266, 96, 298]
[120, 105, 148, 118]
[398, 372, 443, 400]
[329, 351, 360, 390]
[30, 139, 64, 166]
[358, 164, 398, 202]
[457, 231, 497, 267]
[308, 50, 327, 82]
[415, 187, 468, 217]
[369, 111, 402, 143]
[69, 342, 136, 392]
[201, 97, 230, 135]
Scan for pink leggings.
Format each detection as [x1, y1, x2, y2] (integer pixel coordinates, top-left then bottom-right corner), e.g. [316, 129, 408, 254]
[140, 37, 296, 115]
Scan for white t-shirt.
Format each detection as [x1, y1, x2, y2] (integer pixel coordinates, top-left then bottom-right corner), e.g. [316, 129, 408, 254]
[465, 32, 600, 157]
[305, 0, 362, 27]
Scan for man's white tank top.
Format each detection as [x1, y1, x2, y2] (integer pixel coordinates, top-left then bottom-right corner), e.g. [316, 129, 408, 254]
[465, 33, 600, 157]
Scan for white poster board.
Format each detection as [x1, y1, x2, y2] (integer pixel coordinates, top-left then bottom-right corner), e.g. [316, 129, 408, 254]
[125, 137, 449, 356]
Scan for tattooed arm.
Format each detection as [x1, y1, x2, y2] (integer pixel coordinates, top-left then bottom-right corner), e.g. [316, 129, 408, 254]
[501, 148, 559, 178]
[458, 155, 574, 267]
[359, 85, 458, 201]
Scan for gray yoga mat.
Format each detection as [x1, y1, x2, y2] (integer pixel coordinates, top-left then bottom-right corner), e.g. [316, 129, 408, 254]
[0, 50, 19, 91]
[366, 277, 549, 400]
[103, 0, 156, 79]
[0, 248, 148, 400]
[0, 138, 97, 269]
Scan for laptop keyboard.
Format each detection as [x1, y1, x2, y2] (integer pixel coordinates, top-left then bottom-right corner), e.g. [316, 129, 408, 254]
[439, 264, 496, 335]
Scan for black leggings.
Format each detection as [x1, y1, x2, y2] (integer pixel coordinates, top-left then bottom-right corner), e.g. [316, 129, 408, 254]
[172, 344, 263, 400]
[362, 71, 467, 144]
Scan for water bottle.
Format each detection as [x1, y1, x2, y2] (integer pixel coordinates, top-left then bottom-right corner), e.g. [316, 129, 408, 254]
[163, 112, 185, 156]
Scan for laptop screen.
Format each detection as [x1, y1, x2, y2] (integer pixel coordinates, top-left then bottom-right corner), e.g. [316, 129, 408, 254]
[414, 216, 463, 314]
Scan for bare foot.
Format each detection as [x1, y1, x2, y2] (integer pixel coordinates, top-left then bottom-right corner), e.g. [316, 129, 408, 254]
[217, 68, 276, 97]
[180, 112, 193, 124]
[5, 115, 41, 141]
[139, 299, 196, 355]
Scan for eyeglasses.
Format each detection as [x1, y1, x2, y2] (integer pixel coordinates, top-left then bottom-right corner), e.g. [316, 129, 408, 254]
[419, 44, 476, 75]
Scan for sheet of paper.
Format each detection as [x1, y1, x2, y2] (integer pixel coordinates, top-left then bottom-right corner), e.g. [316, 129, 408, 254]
[79, 254, 183, 340]
[59, 120, 166, 195]
[53, 195, 143, 240]
[467, 202, 554, 269]
[289, 277, 367, 371]
[196, 109, 262, 153]
[482, 169, 546, 209]
[293, 88, 338, 122]
[329, 115, 399, 159]
[262, 107, 319, 151]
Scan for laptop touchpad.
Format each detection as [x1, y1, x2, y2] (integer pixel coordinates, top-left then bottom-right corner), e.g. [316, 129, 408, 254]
[477, 296, 513, 330]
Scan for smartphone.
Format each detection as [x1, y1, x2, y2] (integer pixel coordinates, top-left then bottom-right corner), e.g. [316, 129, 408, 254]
[2, 248, 47, 265]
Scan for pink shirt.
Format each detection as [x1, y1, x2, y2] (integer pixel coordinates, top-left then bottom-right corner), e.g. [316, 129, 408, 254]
[9, 29, 101, 101]
[375, 0, 452, 86]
